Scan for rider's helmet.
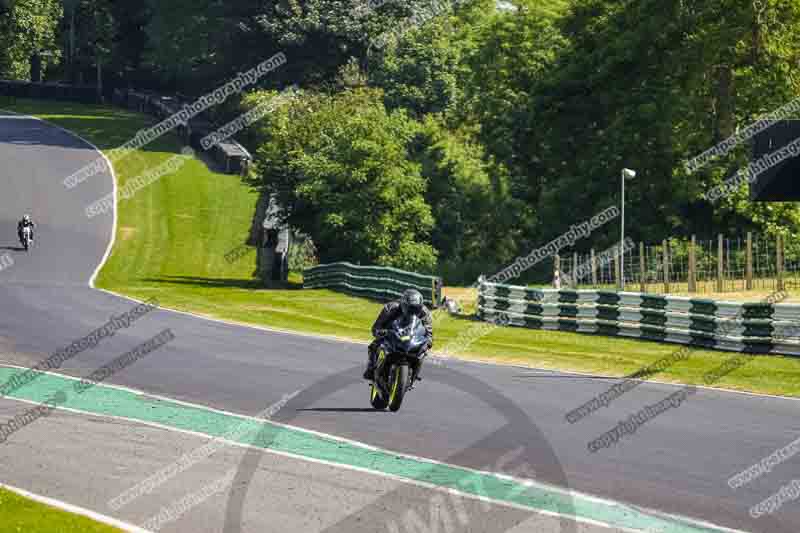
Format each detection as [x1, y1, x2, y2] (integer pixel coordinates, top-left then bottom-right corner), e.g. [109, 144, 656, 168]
[400, 289, 424, 318]
[23, 214, 30, 223]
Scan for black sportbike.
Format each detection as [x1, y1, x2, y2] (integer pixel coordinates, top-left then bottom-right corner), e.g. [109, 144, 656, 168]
[368, 314, 428, 412]
[20, 226, 32, 251]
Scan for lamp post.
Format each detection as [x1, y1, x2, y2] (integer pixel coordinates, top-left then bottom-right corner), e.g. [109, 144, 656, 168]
[621, 168, 636, 290]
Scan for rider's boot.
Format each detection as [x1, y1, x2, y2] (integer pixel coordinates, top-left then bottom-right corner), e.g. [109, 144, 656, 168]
[363, 363, 375, 380]
[363, 348, 376, 380]
[411, 359, 423, 382]
[415, 349, 431, 382]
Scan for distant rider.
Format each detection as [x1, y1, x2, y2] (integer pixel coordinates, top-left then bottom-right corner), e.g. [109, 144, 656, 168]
[363, 289, 433, 382]
[17, 214, 35, 245]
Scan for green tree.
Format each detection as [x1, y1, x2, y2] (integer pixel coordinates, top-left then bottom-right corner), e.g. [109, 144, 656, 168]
[106, 0, 151, 88]
[368, 0, 490, 119]
[414, 115, 519, 282]
[370, 20, 465, 118]
[143, 0, 223, 90]
[483, 0, 800, 256]
[464, 1, 567, 254]
[247, 88, 438, 272]
[0, 0, 62, 80]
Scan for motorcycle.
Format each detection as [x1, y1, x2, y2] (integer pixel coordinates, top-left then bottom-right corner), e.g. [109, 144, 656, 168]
[368, 314, 428, 412]
[20, 226, 32, 251]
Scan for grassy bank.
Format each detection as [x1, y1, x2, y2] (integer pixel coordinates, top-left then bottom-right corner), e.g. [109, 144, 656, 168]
[0, 487, 123, 532]
[8, 98, 800, 398]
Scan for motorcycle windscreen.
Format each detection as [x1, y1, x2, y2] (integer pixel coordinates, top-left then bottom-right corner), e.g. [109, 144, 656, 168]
[395, 313, 417, 329]
[397, 315, 426, 353]
[391, 315, 420, 353]
[409, 319, 427, 351]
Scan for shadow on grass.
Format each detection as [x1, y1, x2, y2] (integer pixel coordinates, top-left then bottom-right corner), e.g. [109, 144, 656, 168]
[7, 100, 183, 153]
[261, 278, 304, 290]
[192, 147, 237, 176]
[141, 275, 302, 290]
[442, 312, 483, 324]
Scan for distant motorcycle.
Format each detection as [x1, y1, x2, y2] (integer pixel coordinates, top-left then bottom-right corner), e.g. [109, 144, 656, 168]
[20, 226, 32, 251]
[368, 314, 428, 412]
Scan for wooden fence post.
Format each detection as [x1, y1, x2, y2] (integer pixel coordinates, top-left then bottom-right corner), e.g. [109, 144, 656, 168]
[663, 239, 670, 294]
[777, 234, 785, 292]
[717, 234, 724, 293]
[639, 241, 646, 293]
[554, 255, 560, 286]
[688, 235, 696, 293]
[572, 252, 578, 288]
[746, 232, 753, 290]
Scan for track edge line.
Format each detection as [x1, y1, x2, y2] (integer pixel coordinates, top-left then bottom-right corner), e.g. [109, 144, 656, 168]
[0, 482, 153, 533]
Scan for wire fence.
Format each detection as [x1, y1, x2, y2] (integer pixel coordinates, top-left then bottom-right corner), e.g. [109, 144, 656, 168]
[558, 233, 800, 295]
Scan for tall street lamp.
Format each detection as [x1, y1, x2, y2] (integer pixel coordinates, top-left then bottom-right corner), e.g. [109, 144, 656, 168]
[621, 168, 636, 290]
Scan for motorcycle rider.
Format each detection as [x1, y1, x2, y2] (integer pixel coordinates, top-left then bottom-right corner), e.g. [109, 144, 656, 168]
[363, 288, 433, 382]
[17, 214, 35, 246]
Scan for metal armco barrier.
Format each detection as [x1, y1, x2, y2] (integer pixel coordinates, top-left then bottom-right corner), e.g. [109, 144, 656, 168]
[303, 262, 443, 308]
[114, 89, 252, 175]
[477, 281, 800, 356]
[0, 79, 101, 104]
[0, 81, 253, 175]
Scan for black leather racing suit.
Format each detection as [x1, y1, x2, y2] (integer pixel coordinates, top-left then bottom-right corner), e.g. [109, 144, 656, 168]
[366, 300, 433, 379]
[18, 220, 35, 244]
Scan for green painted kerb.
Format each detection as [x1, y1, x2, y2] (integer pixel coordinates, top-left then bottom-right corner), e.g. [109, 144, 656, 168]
[0, 367, 734, 533]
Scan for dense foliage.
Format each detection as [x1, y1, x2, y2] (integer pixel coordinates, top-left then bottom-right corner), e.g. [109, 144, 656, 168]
[0, 0, 62, 79]
[244, 88, 438, 271]
[3, 0, 800, 283]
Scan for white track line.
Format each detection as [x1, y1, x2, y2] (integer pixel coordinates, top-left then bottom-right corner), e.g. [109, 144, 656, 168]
[0, 365, 749, 533]
[0, 482, 153, 533]
[0, 110, 118, 288]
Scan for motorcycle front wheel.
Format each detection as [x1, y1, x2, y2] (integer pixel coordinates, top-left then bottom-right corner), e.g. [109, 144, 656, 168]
[388, 364, 409, 412]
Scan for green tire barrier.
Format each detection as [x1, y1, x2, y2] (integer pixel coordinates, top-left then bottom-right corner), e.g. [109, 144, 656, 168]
[303, 262, 443, 308]
[478, 281, 800, 356]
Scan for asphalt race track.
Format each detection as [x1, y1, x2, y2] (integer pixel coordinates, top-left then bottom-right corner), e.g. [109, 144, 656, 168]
[0, 112, 798, 533]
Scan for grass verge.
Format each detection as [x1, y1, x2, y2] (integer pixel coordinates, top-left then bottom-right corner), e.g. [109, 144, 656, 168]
[0, 487, 123, 532]
[8, 98, 800, 398]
